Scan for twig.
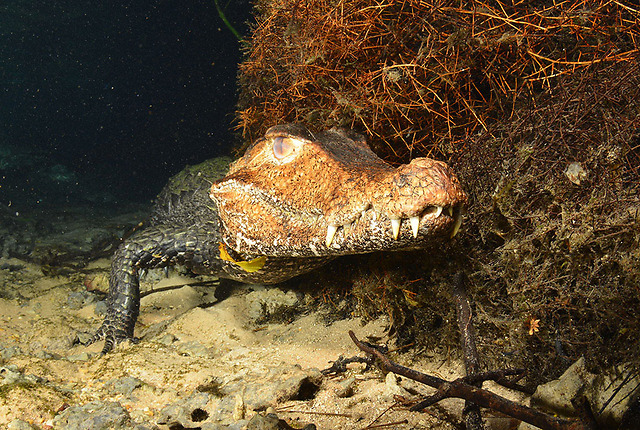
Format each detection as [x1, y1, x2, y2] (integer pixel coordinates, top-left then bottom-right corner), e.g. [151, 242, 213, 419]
[362, 401, 399, 429]
[349, 331, 594, 430]
[451, 272, 484, 430]
[276, 409, 352, 418]
[598, 369, 637, 416]
[363, 419, 409, 429]
[322, 355, 373, 375]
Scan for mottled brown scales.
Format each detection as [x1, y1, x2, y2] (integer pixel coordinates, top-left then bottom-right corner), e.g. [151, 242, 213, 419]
[89, 124, 466, 353]
[211, 124, 466, 257]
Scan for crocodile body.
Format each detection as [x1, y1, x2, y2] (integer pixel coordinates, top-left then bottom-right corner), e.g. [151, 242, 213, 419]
[90, 124, 467, 353]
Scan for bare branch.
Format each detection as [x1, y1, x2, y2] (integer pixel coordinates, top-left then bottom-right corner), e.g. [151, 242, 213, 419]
[349, 330, 594, 430]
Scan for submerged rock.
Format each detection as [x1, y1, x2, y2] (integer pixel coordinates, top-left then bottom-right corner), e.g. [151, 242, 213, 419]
[530, 357, 594, 416]
[7, 419, 37, 430]
[52, 401, 132, 430]
[524, 357, 639, 429]
[103, 376, 144, 396]
[157, 392, 216, 428]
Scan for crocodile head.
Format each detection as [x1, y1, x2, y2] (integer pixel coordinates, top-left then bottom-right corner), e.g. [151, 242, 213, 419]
[210, 124, 467, 258]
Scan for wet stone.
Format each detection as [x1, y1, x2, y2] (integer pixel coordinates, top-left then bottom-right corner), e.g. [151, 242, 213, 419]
[7, 419, 37, 430]
[157, 392, 214, 429]
[247, 412, 316, 430]
[67, 291, 96, 309]
[47, 335, 75, 351]
[523, 357, 639, 429]
[103, 376, 144, 396]
[1, 365, 45, 386]
[1, 366, 24, 385]
[34, 349, 57, 359]
[83, 272, 109, 293]
[246, 413, 280, 430]
[199, 424, 236, 430]
[0, 263, 25, 271]
[176, 341, 212, 357]
[334, 377, 356, 398]
[1, 345, 23, 360]
[224, 421, 250, 430]
[226, 366, 323, 411]
[75, 330, 94, 345]
[155, 333, 178, 346]
[93, 299, 108, 316]
[66, 352, 91, 362]
[383, 372, 411, 400]
[530, 357, 594, 416]
[208, 394, 238, 422]
[52, 401, 132, 430]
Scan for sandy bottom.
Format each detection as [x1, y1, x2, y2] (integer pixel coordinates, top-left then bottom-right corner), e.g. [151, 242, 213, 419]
[0, 257, 525, 429]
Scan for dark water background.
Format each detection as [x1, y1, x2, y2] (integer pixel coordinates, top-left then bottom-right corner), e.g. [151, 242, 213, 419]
[1, 1, 252, 209]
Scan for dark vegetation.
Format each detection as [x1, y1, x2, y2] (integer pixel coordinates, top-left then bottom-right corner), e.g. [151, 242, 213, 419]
[237, 0, 640, 384]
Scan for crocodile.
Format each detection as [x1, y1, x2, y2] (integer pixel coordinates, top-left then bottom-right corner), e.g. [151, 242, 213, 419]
[88, 124, 467, 353]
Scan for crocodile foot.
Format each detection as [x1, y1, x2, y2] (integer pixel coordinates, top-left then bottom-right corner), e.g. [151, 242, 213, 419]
[84, 321, 139, 354]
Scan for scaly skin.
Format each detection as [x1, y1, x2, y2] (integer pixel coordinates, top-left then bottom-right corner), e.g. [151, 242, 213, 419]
[88, 124, 467, 353]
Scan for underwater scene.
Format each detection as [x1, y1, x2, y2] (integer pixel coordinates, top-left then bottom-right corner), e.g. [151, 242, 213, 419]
[1, 1, 639, 429]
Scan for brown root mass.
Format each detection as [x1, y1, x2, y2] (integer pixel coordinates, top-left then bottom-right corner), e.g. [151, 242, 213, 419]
[455, 60, 640, 383]
[238, 0, 638, 159]
[237, 0, 640, 383]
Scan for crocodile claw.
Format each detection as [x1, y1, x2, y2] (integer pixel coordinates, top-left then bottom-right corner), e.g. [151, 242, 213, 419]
[85, 321, 138, 354]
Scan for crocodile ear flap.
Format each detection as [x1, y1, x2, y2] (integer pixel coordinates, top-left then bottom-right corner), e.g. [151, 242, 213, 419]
[328, 127, 369, 148]
[344, 129, 368, 147]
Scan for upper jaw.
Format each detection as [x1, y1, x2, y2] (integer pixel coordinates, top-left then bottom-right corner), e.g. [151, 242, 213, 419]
[322, 157, 468, 249]
[213, 189, 465, 258]
[211, 179, 467, 258]
[211, 135, 467, 257]
[324, 201, 465, 249]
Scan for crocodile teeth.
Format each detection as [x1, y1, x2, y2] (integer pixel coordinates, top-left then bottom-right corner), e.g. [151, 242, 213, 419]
[423, 205, 442, 218]
[410, 216, 420, 238]
[326, 224, 338, 247]
[451, 211, 462, 238]
[391, 218, 401, 240]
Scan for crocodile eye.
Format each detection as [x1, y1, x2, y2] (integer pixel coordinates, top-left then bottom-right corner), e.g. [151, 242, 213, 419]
[273, 137, 296, 160]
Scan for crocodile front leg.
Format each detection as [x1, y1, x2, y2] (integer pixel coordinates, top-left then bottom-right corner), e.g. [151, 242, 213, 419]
[86, 225, 221, 354]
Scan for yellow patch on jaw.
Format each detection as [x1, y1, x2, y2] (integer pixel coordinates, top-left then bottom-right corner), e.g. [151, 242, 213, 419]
[218, 242, 267, 273]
